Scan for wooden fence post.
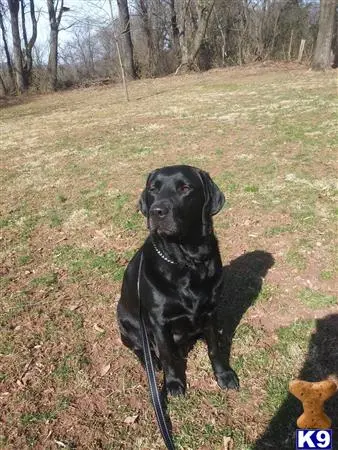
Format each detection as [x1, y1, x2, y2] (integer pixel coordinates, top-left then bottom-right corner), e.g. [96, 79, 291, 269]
[288, 29, 294, 60]
[298, 39, 306, 63]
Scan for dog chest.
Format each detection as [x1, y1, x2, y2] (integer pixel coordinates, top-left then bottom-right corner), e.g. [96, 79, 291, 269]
[163, 285, 215, 333]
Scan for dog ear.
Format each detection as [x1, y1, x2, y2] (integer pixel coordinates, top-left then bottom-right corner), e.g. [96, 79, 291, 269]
[138, 170, 157, 216]
[138, 188, 148, 216]
[209, 176, 225, 216]
[198, 169, 225, 216]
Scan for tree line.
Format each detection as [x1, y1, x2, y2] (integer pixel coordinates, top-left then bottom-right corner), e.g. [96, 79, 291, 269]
[0, 0, 337, 95]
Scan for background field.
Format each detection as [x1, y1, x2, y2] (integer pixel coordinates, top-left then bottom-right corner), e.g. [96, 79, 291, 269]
[1, 64, 337, 450]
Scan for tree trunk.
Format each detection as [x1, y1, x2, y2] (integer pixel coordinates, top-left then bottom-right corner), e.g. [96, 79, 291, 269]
[20, 0, 37, 88]
[0, 6, 15, 91]
[179, 0, 215, 70]
[170, 0, 181, 60]
[139, 0, 155, 75]
[0, 72, 7, 94]
[179, 34, 190, 67]
[48, 27, 58, 90]
[47, 0, 66, 91]
[190, 2, 215, 62]
[7, 0, 25, 93]
[214, 8, 226, 66]
[312, 0, 336, 70]
[333, 8, 338, 67]
[117, 0, 136, 79]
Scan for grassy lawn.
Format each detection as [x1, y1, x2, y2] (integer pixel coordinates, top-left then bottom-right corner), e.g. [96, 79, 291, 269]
[1, 64, 337, 449]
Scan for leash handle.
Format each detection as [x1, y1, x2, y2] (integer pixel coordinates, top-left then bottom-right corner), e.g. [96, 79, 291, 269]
[137, 252, 176, 450]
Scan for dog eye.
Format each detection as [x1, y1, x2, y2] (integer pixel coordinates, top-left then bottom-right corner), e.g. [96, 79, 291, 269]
[179, 184, 191, 193]
[148, 185, 158, 193]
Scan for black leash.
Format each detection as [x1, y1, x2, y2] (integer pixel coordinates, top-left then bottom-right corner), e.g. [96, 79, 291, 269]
[137, 252, 176, 450]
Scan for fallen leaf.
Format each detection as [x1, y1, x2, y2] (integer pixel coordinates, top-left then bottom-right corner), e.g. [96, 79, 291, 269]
[223, 436, 234, 450]
[69, 302, 82, 311]
[124, 414, 139, 425]
[93, 323, 105, 333]
[21, 372, 31, 386]
[100, 363, 111, 376]
[0, 392, 10, 397]
[54, 440, 68, 448]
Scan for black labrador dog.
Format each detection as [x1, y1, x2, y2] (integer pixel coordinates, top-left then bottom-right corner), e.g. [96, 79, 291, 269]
[117, 165, 239, 396]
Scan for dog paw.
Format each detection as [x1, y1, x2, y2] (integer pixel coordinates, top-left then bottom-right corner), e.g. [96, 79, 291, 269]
[215, 369, 240, 390]
[166, 380, 186, 397]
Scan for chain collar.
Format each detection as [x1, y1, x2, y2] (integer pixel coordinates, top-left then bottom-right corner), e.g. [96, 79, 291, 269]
[152, 239, 176, 265]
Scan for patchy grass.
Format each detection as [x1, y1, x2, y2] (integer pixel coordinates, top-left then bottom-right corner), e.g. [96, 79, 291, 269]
[255, 283, 276, 304]
[298, 288, 337, 309]
[53, 245, 125, 281]
[265, 224, 294, 237]
[1, 64, 337, 449]
[31, 272, 58, 287]
[18, 254, 32, 266]
[244, 185, 259, 193]
[20, 411, 58, 426]
[286, 247, 308, 270]
[319, 269, 335, 281]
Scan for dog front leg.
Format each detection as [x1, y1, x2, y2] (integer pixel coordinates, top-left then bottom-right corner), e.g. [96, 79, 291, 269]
[153, 327, 187, 396]
[204, 324, 239, 390]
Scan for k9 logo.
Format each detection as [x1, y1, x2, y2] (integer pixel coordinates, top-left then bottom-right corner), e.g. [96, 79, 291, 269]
[296, 429, 332, 449]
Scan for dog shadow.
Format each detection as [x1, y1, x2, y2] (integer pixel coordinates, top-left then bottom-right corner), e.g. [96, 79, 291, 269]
[252, 313, 338, 449]
[216, 250, 275, 355]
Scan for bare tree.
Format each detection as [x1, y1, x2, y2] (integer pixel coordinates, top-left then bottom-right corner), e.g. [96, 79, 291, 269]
[334, 8, 338, 67]
[0, 1, 15, 91]
[0, 71, 6, 92]
[0, 0, 332, 95]
[20, 0, 37, 86]
[7, 0, 37, 92]
[135, 0, 155, 74]
[7, 0, 24, 91]
[116, 0, 136, 78]
[170, 0, 180, 60]
[47, 0, 70, 90]
[108, 0, 129, 99]
[312, 0, 336, 70]
[177, 0, 215, 71]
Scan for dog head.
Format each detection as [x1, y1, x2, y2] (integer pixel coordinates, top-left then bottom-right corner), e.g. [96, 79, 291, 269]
[138, 165, 225, 239]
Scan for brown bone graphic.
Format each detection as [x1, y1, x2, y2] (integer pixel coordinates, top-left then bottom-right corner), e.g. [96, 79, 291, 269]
[289, 379, 337, 429]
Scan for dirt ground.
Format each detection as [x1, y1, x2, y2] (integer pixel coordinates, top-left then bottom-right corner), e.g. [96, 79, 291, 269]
[1, 63, 337, 449]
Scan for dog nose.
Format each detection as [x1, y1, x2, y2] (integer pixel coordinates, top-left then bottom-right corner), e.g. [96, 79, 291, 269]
[150, 206, 169, 218]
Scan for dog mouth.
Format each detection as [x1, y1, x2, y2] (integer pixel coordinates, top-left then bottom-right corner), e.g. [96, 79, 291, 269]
[148, 218, 179, 236]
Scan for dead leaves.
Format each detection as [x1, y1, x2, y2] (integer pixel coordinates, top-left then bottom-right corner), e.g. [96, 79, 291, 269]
[16, 358, 33, 387]
[197, 436, 235, 450]
[99, 363, 111, 377]
[68, 302, 82, 311]
[123, 413, 139, 425]
[223, 436, 234, 450]
[93, 323, 105, 333]
[54, 440, 69, 448]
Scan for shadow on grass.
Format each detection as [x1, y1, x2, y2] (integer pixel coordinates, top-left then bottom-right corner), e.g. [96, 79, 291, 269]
[216, 250, 275, 364]
[253, 314, 338, 449]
